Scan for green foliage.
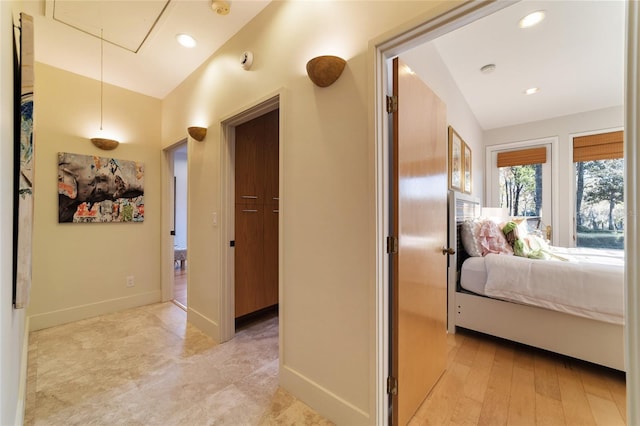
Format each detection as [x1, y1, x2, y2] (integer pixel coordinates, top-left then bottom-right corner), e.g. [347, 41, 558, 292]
[499, 164, 541, 216]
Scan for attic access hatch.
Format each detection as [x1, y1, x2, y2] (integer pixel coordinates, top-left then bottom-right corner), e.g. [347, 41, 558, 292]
[48, 0, 171, 53]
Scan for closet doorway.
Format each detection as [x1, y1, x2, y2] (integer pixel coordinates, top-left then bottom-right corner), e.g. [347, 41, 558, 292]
[172, 142, 188, 309]
[219, 94, 281, 343]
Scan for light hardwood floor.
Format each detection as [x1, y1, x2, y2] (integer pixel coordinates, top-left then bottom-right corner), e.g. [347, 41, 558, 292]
[174, 264, 187, 308]
[411, 328, 627, 426]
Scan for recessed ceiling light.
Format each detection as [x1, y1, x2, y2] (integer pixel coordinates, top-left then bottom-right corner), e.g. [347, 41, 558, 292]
[176, 34, 196, 48]
[480, 64, 496, 74]
[519, 10, 546, 28]
[524, 87, 540, 95]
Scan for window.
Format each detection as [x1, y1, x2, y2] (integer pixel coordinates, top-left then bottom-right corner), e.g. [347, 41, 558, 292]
[573, 131, 624, 249]
[487, 141, 553, 237]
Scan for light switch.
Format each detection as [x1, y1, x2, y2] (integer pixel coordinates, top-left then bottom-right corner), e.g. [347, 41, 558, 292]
[212, 212, 218, 226]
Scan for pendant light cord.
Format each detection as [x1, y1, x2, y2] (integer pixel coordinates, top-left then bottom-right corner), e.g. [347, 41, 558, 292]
[100, 28, 104, 132]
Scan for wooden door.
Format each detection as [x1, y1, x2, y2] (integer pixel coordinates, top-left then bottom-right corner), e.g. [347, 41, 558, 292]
[390, 58, 448, 425]
[234, 109, 279, 318]
[235, 117, 264, 205]
[235, 207, 264, 317]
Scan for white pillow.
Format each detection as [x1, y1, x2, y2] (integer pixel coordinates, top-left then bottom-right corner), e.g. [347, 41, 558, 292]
[460, 219, 483, 257]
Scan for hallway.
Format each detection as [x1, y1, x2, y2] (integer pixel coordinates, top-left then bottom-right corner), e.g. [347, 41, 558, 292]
[24, 303, 331, 425]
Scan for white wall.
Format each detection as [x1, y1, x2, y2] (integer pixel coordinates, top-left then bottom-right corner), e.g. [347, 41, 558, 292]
[160, 2, 458, 423]
[402, 42, 484, 198]
[1, 2, 27, 424]
[174, 151, 187, 249]
[483, 106, 623, 247]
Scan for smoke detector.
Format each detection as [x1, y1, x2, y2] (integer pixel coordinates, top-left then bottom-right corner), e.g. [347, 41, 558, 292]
[211, 1, 230, 15]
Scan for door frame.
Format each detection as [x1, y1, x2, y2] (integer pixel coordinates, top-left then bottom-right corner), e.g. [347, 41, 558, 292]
[161, 138, 188, 303]
[371, 1, 638, 424]
[219, 91, 282, 343]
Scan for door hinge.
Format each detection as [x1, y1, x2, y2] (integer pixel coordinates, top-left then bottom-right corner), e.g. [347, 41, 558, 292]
[386, 95, 398, 113]
[387, 375, 398, 395]
[386, 236, 398, 254]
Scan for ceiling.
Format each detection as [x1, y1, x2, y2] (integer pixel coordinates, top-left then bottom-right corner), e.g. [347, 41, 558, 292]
[19, 0, 625, 129]
[428, 0, 625, 130]
[20, 0, 271, 99]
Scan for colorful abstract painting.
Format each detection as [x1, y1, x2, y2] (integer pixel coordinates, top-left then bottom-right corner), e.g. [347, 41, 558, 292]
[58, 152, 145, 223]
[14, 13, 35, 309]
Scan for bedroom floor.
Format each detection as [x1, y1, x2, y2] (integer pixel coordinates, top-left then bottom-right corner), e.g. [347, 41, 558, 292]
[410, 328, 626, 425]
[24, 302, 332, 425]
[173, 264, 187, 308]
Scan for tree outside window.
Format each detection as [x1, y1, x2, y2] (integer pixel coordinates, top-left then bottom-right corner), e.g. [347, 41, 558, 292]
[575, 158, 624, 249]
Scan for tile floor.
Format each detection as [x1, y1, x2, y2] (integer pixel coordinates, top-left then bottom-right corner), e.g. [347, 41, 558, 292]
[24, 303, 332, 426]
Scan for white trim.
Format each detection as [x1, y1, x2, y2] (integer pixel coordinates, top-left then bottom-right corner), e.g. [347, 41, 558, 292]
[624, 1, 639, 423]
[28, 290, 162, 331]
[187, 306, 220, 342]
[371, 2, 515, 423]
[485, 137, 558, 245]
[218, 90, 282, 344]
[280, 365, 370, 425]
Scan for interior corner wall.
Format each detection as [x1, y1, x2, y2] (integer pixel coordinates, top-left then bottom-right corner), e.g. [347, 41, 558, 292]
[483, 105, 624, 247]
[28, 63, 163, 331]
[1, 1, 27, 424]
[160, 1, 457, 423]
[401, 43, 485, 198]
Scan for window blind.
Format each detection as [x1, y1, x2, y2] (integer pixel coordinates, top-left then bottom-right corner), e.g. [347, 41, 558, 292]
[497, 147, 547, 168]
[573, 131, 623, 162]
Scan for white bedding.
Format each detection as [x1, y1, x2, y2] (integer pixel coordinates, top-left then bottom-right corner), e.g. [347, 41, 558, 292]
[460, 248, 624, 325]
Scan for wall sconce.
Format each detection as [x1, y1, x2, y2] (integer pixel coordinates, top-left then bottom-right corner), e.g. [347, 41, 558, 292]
[306, 55, 346, 87]
[90, 137, 119, 150]
[188, 126, 207, 141]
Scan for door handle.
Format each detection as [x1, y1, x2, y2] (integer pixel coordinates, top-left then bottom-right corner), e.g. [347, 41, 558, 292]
[442, 247, 455, 255]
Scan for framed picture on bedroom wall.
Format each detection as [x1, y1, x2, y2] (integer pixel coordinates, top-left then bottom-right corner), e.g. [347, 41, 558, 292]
[463, 142, 472, 194]
[448, 126, 463, 191]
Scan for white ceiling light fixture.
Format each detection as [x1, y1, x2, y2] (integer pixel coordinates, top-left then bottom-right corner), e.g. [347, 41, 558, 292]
[524, 87, 540, 95]
[176, 33, 197, 48]
[519, 10, 546, 29]
[212, 1, 231, 15]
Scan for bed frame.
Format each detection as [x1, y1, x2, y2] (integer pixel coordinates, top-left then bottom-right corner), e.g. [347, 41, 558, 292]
[446, 191, 625, 371]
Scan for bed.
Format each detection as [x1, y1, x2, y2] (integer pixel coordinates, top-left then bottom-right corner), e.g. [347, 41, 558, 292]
[447, 191, 625, 371]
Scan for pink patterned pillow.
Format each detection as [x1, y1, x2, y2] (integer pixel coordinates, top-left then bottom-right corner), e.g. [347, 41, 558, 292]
[478, 220, 513, 256]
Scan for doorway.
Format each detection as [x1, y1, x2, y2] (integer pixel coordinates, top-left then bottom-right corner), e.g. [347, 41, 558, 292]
[374, 2, 637, 424]
[173, 143, 188, 309]
[234, 108, 279, 324]
[219, 93, 281, 343]
[161, 140, 188, 309]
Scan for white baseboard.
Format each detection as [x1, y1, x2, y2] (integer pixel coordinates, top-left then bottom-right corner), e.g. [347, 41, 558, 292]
[187, 306, 220, 342]
[28, 291, 162, 331]
[15, 315, 29, 426]
[280, 364, 371, 425]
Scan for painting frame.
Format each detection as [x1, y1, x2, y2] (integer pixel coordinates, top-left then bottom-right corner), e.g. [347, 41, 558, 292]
[448, 126, 463, 191]
[13, 13, 35, 309]
[463, 142, 472, 194]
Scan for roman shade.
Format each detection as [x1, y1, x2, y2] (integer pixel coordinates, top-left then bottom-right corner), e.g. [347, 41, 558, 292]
[573, 131, 623, 162]
[497, 147, 547, 168]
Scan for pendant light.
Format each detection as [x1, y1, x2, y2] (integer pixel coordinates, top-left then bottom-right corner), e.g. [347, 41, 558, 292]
[90, 29, 119, 150]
